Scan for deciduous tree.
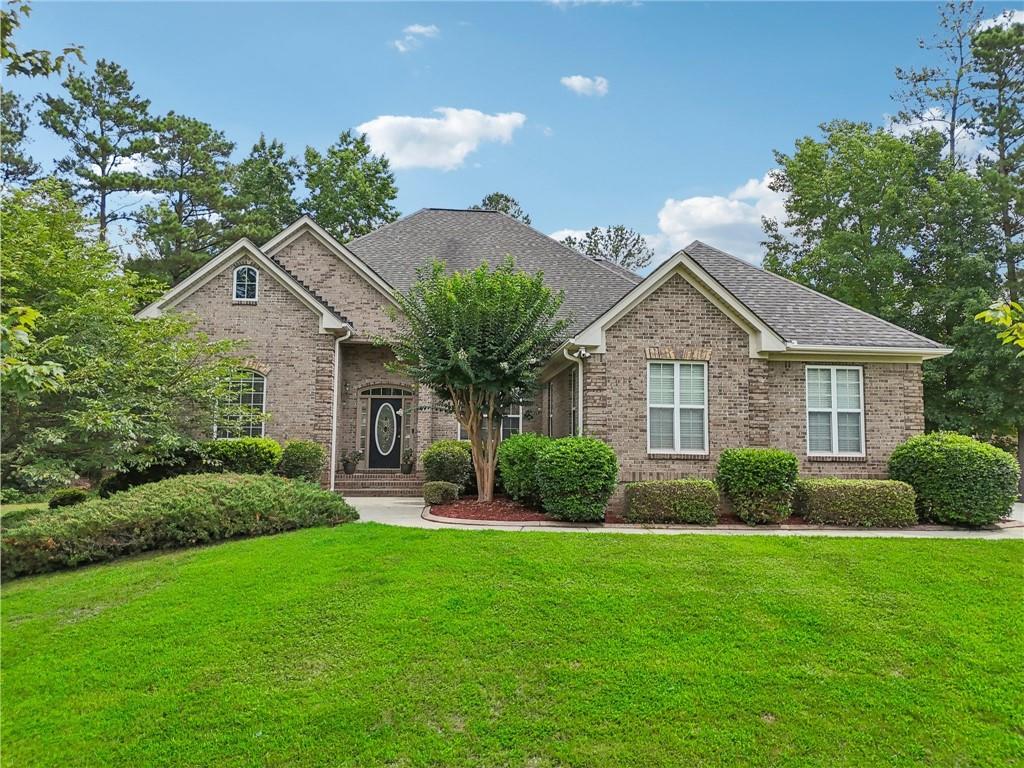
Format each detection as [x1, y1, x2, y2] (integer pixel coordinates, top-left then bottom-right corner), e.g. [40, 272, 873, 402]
[561, 225, 654, 272]
[1, 0, 82, 78]
[470, 192, 531, 225]
[225, 134, 301, 245]
[387, 260, 567, 501]
[303, 131, 398, 242]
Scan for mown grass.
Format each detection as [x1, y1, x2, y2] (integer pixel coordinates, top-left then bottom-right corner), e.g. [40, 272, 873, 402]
[2, 524, 1022, 767]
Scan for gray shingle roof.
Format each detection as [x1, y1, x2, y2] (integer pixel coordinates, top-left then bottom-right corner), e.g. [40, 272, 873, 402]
[682, 241, 945, 349]
[346, 208, 640, 334]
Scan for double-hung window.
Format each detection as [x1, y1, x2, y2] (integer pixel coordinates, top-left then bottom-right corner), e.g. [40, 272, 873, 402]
[806, 366, 864, 455]
[647, 361, 708, 454]
[215, 370, 266, 439]
[457, 404, 524, 441]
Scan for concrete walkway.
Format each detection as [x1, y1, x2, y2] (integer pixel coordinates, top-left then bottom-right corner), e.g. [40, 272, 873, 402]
[348, 497, 1024, 540]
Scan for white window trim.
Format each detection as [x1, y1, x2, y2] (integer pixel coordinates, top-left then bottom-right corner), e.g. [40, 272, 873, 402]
[232, 265, 259, 303]
[214, 370, 267, 439]
[457, 403, 523, 442]
[646, 360, 709, 455]
[805, 365, 865, 457]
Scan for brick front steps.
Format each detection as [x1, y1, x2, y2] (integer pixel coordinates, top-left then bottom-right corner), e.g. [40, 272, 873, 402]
[335, 471, 424, 497]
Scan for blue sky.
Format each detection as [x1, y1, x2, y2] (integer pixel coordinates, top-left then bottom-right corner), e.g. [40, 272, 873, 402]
[10, 2, 1022, 264]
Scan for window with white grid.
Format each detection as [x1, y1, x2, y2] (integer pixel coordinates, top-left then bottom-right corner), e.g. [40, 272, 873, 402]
[457, 404, 523, 441]
[647, 361, 708, 454]
[806, 366, 864, 455]
[233, 265, 258, 302]
[215, 370, 266, 439]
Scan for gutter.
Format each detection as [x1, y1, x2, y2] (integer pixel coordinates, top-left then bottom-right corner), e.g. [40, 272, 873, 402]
[329, 325, 354, 490]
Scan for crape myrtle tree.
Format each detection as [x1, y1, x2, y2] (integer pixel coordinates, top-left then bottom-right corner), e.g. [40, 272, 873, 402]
[387, 259, 567, 502]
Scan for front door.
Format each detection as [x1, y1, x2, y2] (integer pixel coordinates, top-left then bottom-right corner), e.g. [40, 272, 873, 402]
[368, 397, 402, 469]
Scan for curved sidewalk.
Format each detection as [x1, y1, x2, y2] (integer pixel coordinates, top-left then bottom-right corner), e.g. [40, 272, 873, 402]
[348, 497, 1024, 540]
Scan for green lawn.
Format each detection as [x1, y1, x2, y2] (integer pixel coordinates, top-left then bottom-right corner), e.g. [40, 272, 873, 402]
[2, 525, 1022, 767]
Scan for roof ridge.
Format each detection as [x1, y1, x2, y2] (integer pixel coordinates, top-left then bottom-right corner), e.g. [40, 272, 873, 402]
[685, 240, 944, 348]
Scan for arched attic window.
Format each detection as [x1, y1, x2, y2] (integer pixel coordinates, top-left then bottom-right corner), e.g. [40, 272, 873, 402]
[233, 265, 259, 302]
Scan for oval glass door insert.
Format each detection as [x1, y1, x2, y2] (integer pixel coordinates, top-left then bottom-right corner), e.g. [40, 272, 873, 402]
[375, 403, 397, 456]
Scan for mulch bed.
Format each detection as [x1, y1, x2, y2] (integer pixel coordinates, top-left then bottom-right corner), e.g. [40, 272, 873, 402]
[432, 496, 551, 522]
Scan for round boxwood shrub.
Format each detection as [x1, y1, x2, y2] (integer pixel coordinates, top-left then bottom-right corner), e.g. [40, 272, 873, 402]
[889, 432, 1019, 527]
[2, 473, 358, 578]
[48, 488, 90, 509]
[715, 448, 799, 525]
[202, 437, 283, 475]
[535, 437, 618, 522]
[625, 479, 719, 525]
[423, 480, 461, 506]
[422, 439, 472, 488]
[497, 433, 550, 507]
[277, 440, 327, 482]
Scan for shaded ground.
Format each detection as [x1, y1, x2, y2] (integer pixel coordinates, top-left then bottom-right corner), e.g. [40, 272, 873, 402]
[3, 524, 1022, 767]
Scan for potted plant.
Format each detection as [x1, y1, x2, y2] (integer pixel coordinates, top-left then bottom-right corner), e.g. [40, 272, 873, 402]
[341, 449, 363, 475]
[401, 448, 416, 474]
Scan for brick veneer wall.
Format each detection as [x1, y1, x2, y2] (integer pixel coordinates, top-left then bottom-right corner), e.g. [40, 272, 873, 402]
[583, 271, 927, 512]
[766, 360, 924, 478]
[173, 255, 335, 454]
[271, 231, 399, 337]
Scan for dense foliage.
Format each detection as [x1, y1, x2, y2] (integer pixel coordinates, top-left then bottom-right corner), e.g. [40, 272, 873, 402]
[715, 448, 799, 525]
[496, 433, 550, 506]
[889, 432, 1019, 527]
[277, 440, 327, 482]
[203, 437, 283, 475]
[422, 480, 461, 506]
[389, 261, 566, 501]
[535, 437, 618, 522]
[1, 473, 358, 578]
[1, 183, 247, 490]
[624, 479, 719, 525]
[560, 225, 654, 272]
[421, 440, 473, 488]
[47, 488, 89, 509]
[469, 192, 532, 224]
[793, 478, 918, 528]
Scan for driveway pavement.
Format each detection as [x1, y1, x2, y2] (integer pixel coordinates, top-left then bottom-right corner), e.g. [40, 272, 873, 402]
[348, 497, 1024, 540]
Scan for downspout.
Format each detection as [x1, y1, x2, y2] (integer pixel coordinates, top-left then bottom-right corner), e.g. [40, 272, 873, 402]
[329, 326, 353, 491]
[562, 346, 587, 436]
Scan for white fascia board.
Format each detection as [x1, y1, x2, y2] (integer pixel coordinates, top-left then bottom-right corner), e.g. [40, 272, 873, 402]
[570, 249, 788, 357]
[135, 239, 351, 335]
[767, 344, 953, 363]
[261, 216, 399, 306]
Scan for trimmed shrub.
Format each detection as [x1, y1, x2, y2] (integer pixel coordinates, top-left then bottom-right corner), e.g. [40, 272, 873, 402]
[0, 505, 46, 529]
[715, 448, 799, 525]
[48, 488, 90, 509]
[278, 440, 327, 482]
[422, 440, 472, 488]
[889, 432, 1020, 527]
[201, 437, 282, 475]
[497, 433, 550, 506]
[98, 445, 209, 498]
[625, 479, 719, 525]
[535, 437, 618, 522]
[423, 480, 461, 506]
[793, 478, 917, 528]
[1, 473, 358, 578]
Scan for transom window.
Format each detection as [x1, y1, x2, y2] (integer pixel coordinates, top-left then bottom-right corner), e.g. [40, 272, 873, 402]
[806, 366, 864, 455]
[215, 370, 266, 439]
[457, 404, 524, 442]
[233, 265, 258, 302]
[647, 361, 708, 454]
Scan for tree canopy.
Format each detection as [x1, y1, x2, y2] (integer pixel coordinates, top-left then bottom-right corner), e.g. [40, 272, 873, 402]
[469, 192, 532, 225]
[387, 260, 567, 501]
[561, 225, 654, 272]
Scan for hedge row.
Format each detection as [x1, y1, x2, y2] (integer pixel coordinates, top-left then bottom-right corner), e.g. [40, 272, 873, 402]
[625, 480, 718, 525]
[1, 473, 358, 578]
[794, 478, 917, 528]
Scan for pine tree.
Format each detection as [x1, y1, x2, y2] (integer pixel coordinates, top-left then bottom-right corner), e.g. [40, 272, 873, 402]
[225, 135, 300, 244]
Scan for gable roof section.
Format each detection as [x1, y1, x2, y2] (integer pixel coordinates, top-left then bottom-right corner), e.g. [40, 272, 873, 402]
[571, 241, 950, 360]
[136, 238, 353, 334]
[345, 208, 641, 335]
[683, 241, 947, 351]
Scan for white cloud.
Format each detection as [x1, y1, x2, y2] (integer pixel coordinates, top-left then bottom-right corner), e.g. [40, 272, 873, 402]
[885, 108, 992, 165]
[392, 23, 440, 53]
[560, 75, 609, 97]
[653, 172, 784, 264]
[356, 108, 527, 171]
[549, 228, 587, 243]
[977, 9, 1023, 30]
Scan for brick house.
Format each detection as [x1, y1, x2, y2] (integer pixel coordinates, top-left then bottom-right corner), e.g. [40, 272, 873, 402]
[139, 210, 950, 504]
